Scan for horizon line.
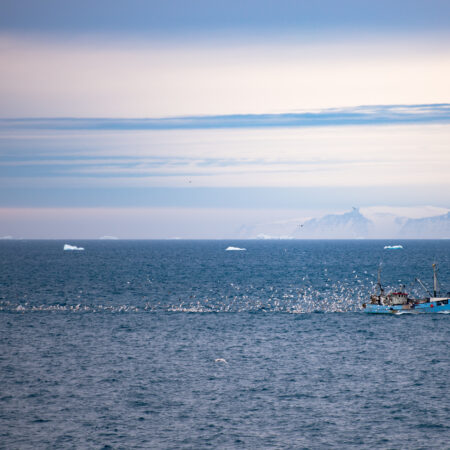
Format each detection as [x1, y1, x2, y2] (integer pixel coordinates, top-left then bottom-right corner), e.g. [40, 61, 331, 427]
[1, 238, 449, 241]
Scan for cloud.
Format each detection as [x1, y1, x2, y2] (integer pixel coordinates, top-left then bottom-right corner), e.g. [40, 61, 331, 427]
[1, 35, 449, 117]
[2, 1, 449, 35]
[1, 123, 449, 191]
[2, 104, 450, 130]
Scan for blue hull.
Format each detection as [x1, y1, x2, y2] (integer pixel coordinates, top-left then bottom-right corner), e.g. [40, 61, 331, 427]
[364, 300, 450, 314]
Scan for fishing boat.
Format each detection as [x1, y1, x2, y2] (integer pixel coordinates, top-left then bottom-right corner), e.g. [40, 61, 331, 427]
[362, 264, 450, 314]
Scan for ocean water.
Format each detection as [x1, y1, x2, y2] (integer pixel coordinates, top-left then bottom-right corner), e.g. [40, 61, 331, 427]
[0, 240, 449, 448]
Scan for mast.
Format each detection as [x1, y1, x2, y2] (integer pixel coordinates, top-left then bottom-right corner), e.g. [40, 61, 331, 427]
[432, 263, 439, 297]
[377, 266, 384, 295]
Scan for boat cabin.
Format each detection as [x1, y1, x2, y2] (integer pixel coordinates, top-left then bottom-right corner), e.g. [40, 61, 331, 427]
[369, 292, 409, 306]
[387, 292, 408, 305]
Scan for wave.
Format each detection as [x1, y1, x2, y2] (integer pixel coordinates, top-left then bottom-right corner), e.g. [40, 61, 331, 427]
[384, 245, 403, 249]
[225, 246, 246, 251]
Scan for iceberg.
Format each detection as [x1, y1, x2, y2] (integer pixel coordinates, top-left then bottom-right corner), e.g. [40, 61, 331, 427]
[225, 246, 246, 251]
[63, 244, 85, 251]
[384, 245, 403, 249]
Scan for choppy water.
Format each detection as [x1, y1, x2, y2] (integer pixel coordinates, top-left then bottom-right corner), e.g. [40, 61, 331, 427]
[0, 240, 449, 448]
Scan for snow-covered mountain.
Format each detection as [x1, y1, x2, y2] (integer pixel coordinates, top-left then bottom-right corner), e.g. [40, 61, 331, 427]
[237, 206, 450, 239]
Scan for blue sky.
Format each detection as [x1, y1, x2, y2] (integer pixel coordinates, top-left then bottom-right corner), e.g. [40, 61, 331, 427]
[0, 1, 449, 238]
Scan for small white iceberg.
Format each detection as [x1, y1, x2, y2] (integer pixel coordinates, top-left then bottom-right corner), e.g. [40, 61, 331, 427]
[63, 244, 84, 251]
[215, 358, 228, 364]
[225, 246, 246, 251]
[384, 245, 403, 250]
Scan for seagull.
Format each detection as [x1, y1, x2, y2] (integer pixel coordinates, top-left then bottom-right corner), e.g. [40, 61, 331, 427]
[215, 358, 228, 364]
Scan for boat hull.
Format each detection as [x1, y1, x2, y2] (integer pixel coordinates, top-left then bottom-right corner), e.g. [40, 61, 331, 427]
[364, 300, 450, 314]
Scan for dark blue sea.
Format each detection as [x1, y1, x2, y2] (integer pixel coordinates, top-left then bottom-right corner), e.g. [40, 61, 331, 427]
[0, 240, 449, 449]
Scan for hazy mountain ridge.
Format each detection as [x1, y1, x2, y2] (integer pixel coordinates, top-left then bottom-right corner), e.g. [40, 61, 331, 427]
[238, 207, 450, 239]
[292, 208, 371, 239]
[400, 212, 450, 238]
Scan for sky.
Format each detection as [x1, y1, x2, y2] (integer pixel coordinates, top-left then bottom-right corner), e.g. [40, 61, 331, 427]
[0, 1, 449, 238]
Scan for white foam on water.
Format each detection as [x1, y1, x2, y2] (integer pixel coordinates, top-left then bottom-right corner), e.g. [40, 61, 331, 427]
[225, 246, 246, 251]
[384, 245, 403, 249]
[63, 244, 85, 251]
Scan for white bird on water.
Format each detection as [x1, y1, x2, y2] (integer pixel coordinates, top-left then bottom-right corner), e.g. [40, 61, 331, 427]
[215, 358, 228, 364]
